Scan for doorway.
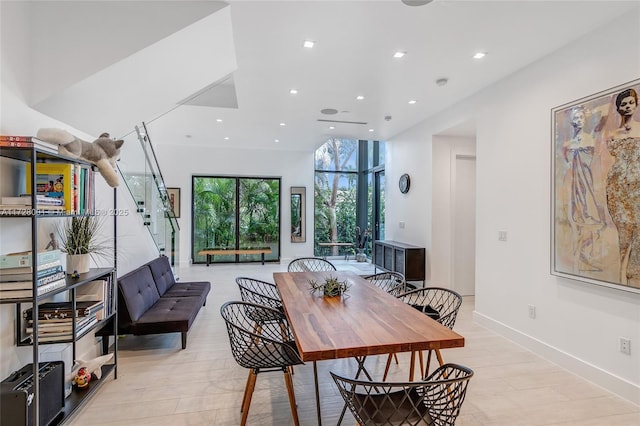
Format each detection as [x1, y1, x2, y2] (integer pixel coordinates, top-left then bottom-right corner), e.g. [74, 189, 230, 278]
[452, 155, 476, 296]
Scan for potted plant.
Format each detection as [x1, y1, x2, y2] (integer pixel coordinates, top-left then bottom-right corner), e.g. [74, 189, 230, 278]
[57, 216, 110, 274]
[308, 275, 350, 297]
[355, 226, 370, 262]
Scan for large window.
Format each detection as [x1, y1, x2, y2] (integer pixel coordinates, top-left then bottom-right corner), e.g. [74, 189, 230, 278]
[314, 139, 385, 257]
[191, 176, 280, 264]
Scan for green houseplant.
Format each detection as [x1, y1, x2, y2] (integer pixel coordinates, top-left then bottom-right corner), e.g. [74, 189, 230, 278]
[308, 275, 350, 297]
[57, 216, 110, 274]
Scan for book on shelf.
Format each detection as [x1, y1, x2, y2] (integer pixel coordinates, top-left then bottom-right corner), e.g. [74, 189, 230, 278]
[23, 300, 104, 320]
[77, 279, 108, 320]
[27, 313, 97, 333]
[0, 259, 62, 275]
[1, 195, 64, 206]
[0, 250, 62, 269]
[0, 278, 67, 300]
[0, 264, 63, 281]
[27, 316, 98, 343]
[25, 163, 74, 213]
[0, 270, 66, 290]
[0, 135, 34, 142]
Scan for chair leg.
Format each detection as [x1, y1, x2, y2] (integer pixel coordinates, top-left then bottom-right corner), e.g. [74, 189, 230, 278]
[284, 369, 300, 426]
[382, 353, 393, 381]
[241, 370, 257, 426]
[240, 370, 253, 413]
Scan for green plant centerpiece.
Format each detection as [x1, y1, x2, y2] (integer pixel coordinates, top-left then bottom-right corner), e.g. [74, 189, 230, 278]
[308, 275, 350, 297]
[56, 216, 111, 274]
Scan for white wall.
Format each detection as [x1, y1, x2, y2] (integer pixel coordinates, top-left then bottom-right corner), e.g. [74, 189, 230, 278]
[387, 13, 640, 404]
[154, 143, 316, 265]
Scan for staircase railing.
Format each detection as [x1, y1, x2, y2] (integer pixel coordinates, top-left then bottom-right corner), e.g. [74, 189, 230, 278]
[117, 123, 180, 271]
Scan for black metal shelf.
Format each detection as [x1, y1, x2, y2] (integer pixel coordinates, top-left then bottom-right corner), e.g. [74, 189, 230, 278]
[52, 364, 116, 426]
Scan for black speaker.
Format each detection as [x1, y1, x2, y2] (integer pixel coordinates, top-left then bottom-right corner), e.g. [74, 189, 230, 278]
[1, 362, 65, 426]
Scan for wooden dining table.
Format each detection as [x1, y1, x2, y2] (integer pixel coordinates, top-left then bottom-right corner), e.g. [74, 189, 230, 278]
[273, 271, 465, 425]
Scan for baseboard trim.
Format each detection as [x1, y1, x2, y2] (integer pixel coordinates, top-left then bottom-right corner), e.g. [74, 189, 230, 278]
[473, 310, 640, 406]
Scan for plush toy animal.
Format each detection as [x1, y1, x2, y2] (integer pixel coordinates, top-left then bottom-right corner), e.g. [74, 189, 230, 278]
[36, 128, 124, 187]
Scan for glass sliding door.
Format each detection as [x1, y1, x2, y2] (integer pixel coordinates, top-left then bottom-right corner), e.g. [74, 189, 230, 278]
[238, 178, 281, 262]
[192, 176, 280, 264]
[374, 170, 385, 241]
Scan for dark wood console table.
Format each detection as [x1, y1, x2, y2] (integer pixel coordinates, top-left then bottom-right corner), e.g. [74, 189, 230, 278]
[373, 240, 425, 282]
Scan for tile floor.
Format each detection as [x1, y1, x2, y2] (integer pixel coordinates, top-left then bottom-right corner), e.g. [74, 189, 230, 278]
[69, 261, 640, 425]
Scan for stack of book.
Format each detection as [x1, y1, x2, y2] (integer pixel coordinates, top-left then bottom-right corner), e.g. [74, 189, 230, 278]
[1, 194, 65, 212]
[0, 250, 66, 300]
[24, 301, 104, 342]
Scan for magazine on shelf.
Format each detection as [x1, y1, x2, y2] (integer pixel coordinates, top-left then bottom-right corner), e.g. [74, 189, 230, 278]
[25, 163, 74, 213]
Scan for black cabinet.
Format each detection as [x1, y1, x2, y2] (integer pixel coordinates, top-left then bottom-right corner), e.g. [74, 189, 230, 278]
[373, 240, 425, 282]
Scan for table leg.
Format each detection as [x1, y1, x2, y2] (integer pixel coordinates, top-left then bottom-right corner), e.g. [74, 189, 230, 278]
[206, 254, 211, 267]
[261, 253, 265, 265]
[313, 361, 322, 425]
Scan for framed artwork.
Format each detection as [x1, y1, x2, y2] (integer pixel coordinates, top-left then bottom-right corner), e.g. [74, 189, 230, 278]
[290, 187, 306, 243]
[167, 187, 181, 218]
[551, 79, 640, 293]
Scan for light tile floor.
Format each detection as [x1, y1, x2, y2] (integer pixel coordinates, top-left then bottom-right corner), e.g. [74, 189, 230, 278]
[70, 261, 640, 425]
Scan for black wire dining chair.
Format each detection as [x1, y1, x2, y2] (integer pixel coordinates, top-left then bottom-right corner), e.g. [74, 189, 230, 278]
[332, 363, 474, 426]
[220, 301, 304, 426]
[363, 271, 407, 296]
[383, 287, 463, 381]
[287, 257, 337, 272]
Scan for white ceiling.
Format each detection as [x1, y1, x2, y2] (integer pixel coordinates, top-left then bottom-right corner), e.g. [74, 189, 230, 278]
[20, 1, 640, 151]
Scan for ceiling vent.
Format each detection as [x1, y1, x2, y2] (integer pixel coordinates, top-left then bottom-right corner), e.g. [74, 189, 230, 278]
[317, 119, 368, 125]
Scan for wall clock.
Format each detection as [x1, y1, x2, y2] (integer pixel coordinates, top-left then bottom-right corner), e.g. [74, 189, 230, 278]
[399, 173, 411, 194]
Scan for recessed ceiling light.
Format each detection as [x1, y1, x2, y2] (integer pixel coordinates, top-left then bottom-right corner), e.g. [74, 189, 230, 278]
[408, 100, 417, 105]
[473, 52, 487, 59]
[274, 139, 280, 143]
[303, 40, 315, 48]
[216, 118, 223, 122]
[280, 122, 286, 126]
[289, 89, 298, 95]
[356, 95, 365, 100]
[369, 129, 374, 132]
[393, 51, 406, 59]
[329, 126, 335, 130]
[224, 137, 229, 140]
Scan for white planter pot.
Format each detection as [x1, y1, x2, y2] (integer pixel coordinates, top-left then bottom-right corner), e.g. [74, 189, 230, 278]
[67, 254, 90, 274]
